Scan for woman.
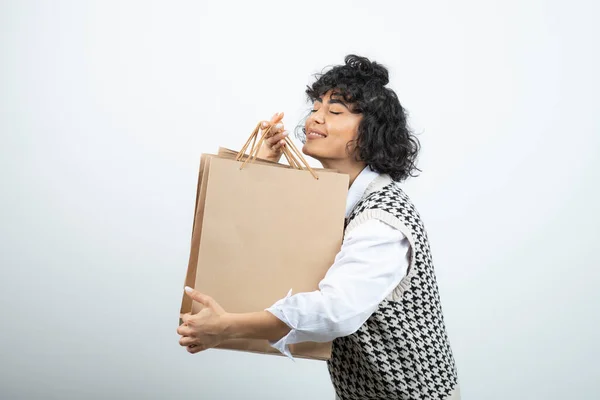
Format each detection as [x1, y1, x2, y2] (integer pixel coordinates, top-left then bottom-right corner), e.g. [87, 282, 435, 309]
[177, 55, 460, 400]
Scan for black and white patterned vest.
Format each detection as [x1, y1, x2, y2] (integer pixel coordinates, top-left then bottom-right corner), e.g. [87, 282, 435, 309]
[327, 175, 460, 400]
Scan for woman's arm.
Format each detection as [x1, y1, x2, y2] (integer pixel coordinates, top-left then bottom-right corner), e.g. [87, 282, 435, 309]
[177, 219, 409, 356]
[222, 311, 291, 342]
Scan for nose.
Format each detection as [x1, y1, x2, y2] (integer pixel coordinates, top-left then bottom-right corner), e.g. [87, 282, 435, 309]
[309, 108, 325, 124]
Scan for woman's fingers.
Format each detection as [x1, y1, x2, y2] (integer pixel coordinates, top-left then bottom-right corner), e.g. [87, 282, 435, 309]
[262, 121, 284, 136]
[270, 112, 284, 125]
[257, 113, 287, 161]
[187, 344, 206, 354]
[271, 139, 287, 151]
[267, 131, 289, 148]
[260, 120, 280, 131]
[179, 336, 196, 347]
[270, 123, 284, 136]
[177, 324, 192, 336]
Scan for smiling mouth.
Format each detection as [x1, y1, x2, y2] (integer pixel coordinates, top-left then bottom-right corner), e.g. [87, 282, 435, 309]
[307, 131, 327, 139]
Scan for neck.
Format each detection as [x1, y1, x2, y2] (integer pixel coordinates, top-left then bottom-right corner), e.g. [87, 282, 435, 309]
[320, 159, 367, 187]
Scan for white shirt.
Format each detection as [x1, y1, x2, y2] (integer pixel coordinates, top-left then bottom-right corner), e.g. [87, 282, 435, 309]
[266, 167, 410, 359]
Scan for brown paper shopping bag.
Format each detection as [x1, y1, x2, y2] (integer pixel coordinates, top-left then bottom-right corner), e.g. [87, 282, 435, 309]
[180, 122, 349, 360]
[180, 147, 301, 316]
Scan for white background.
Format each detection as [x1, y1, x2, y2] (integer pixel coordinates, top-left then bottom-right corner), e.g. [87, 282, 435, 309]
[1, 0, 599, 399]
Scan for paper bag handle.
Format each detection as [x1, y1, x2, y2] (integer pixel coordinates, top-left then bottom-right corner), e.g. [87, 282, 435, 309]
[236, 115, 319, 180]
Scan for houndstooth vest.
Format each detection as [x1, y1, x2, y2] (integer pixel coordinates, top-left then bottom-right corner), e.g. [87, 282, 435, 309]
[327, 174, 460, 400]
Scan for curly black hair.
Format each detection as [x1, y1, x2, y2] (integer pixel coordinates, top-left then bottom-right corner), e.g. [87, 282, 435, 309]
[299, 54, 420, 182]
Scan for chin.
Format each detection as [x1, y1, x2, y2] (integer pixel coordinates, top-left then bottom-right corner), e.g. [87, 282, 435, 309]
[302, 143, 311, 156]
[302, 142, 321, 161]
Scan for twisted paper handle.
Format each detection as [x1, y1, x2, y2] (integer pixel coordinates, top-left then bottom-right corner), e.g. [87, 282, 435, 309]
[236, 114, 318, 180]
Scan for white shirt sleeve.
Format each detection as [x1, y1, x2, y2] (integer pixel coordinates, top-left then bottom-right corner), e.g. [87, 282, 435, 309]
[265, 219, 410, 359]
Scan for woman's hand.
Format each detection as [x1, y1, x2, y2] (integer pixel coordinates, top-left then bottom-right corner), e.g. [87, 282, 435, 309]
[177, 287, 292, 354]
[256, 112, 289, 163]
[177, 287, 229, 354]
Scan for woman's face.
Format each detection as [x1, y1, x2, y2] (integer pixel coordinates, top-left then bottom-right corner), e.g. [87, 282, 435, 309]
[302, 90, 363, 166]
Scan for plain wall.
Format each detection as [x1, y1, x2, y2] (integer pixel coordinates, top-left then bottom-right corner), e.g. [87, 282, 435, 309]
[1, 0, 599, 399]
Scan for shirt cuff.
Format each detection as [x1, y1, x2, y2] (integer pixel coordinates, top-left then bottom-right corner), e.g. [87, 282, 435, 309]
[265, 289, 296, 361]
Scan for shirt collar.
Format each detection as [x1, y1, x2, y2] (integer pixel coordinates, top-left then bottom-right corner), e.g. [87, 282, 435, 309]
[345, 166, 380, 218]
